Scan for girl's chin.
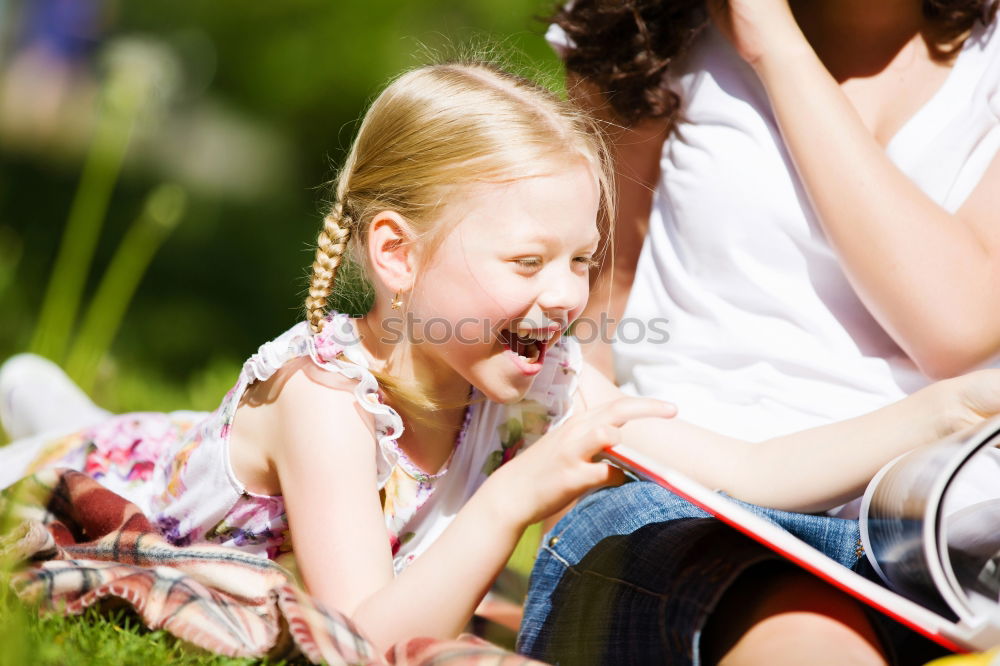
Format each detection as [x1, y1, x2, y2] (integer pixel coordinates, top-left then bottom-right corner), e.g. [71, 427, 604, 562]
[462, 344, 542, 404]
[483, 387, 531, 405]
[475, 369, 535, 404]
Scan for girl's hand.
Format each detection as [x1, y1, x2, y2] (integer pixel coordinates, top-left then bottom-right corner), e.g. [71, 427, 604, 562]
[708, 0, 806, 67]
[489, 397, 677, 527]
[939, 369, 1000, 433]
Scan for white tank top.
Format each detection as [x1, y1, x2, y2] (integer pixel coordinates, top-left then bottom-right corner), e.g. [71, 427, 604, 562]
[611, 20, 1000, 440]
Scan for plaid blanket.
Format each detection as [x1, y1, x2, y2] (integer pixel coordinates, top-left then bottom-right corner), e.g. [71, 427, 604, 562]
[0, 469, 541, 665]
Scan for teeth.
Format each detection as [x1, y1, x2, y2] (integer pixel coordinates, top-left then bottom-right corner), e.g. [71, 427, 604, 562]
[515, 329, 556, 343]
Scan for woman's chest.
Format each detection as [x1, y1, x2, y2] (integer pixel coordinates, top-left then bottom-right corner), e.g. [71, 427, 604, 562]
[837, 45, 955, 150]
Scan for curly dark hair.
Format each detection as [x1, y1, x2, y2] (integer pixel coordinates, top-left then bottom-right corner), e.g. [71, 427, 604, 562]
[553, 0, 999, 125]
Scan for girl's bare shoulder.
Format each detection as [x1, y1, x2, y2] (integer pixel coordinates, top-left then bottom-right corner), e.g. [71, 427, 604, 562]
[238, 357, 378, 450]
[228, 356, 379, 495]
[283, 357, 375, 423]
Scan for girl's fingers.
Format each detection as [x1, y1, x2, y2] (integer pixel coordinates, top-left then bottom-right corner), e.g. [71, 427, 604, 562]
[589, 425, 621, 448]
[570, 398, 675, 458]
[593, 397, 677, 428]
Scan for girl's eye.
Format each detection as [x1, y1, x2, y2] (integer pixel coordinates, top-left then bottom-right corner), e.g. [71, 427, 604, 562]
[513, 256, 597, 270]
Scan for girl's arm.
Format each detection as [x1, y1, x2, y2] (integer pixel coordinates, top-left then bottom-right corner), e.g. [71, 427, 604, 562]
[712, 0, 1000, 378]
[567, 74, 670, 380]
[270, 361, 667, 652]
[577, 360, 1000, 513]
[271, 364, 520, 649]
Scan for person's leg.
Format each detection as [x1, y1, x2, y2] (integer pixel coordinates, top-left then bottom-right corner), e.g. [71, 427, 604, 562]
[703, 563, 887, 666]
[518, 482, 882, 665]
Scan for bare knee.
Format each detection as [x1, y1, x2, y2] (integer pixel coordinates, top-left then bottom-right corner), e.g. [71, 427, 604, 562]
[704, 566, 887, 666]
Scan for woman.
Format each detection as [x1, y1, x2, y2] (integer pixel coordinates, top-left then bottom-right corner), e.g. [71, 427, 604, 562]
[559, 0, 1000, 438]
[519, 1, 1000, 663]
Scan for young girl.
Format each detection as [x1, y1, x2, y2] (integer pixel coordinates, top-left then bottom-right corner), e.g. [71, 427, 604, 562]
[2, 61, 999, 658]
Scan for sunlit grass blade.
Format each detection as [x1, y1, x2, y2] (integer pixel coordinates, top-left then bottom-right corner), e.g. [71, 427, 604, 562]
[28, 66, 145, 364]
[65, 185, 186, 392]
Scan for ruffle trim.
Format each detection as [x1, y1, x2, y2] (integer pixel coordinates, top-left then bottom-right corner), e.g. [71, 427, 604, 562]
[237, 313, 406, 487]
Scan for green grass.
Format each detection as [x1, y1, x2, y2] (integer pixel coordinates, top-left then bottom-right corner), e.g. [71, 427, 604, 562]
[0, 583, 301, 666]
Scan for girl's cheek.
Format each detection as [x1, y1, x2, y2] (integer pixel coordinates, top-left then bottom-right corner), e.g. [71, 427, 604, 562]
[482, 283, 534, 314]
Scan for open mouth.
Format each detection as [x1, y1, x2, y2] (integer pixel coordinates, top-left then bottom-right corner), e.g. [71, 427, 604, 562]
[498, 328, 548, 366]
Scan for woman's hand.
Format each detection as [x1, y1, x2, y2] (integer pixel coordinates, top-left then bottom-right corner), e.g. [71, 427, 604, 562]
[708, 0, 807, 67]
[489, 397, 676, 527]
[937, 369, 1000, 433]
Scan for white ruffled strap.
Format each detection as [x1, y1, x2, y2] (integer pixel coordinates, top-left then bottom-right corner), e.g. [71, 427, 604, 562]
[236, 313, 406, 487]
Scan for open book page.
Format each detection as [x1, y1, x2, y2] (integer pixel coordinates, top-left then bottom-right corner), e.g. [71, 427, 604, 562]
[861, 416, 1000, 630]
[860, 432, 967, 616]
[943, 448, 1000, 616]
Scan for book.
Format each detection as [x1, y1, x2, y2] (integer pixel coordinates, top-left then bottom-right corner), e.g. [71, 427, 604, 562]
[598, 414, 1000, 653]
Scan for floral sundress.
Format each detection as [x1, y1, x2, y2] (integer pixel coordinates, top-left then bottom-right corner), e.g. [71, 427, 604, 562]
[6, 312, 582, 569]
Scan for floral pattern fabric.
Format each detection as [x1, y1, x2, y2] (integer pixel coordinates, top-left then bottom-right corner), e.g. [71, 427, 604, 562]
[11, 312, 583, 571]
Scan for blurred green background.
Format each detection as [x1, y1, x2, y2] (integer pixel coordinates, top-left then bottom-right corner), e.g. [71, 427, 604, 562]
[0, 0, 563, 416]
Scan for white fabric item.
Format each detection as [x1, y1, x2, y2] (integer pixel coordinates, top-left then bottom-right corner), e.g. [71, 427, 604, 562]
[0, 353, 111, 441]
[0, 430, 67, 490]
[600, 21, 1000, 442]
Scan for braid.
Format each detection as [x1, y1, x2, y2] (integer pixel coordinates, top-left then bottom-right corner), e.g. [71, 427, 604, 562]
[306, 203, 353, 333]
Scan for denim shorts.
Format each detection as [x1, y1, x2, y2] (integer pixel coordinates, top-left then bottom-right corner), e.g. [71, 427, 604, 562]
[516, 482, 946, 665]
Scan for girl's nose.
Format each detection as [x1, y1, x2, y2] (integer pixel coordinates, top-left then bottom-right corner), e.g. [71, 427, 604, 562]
[537, 268, 584, 317]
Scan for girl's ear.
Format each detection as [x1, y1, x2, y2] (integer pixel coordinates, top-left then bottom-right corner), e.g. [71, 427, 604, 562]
[368, 211, 417, 293]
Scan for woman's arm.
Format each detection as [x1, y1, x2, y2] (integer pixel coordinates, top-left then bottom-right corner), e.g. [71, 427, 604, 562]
[576, 360, 1000, 512]
[568, 74, 670, 380]
[712, 0, 1000, 378]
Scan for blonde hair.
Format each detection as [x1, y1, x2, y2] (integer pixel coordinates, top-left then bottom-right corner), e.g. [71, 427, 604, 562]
[305, 61, 614, 410]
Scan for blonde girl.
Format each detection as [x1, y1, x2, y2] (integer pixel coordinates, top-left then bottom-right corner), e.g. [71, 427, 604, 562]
[2, 61, 1000, 658]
